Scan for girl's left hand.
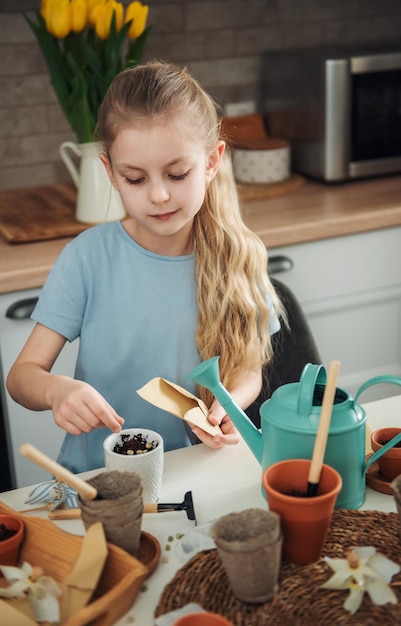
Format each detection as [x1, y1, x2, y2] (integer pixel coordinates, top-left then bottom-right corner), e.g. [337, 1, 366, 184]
[190, 401, 240, 448]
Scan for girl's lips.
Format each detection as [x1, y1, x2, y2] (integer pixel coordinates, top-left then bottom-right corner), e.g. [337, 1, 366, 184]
[151, 210, 178, 221]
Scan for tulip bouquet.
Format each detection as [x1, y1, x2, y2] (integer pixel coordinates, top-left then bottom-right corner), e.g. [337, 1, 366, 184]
[26, 0, 151, 144]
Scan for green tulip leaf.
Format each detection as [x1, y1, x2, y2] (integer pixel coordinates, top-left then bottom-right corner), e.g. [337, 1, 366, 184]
[25, 7, 151, 144]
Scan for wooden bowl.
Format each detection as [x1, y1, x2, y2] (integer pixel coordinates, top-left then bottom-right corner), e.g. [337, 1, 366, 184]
[0, 502, 148, 626]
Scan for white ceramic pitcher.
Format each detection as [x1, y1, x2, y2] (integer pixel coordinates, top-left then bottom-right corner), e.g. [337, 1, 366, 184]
[59, 141, 126, 224]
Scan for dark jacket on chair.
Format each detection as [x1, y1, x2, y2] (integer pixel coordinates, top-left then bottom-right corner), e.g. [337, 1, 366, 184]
[246, 278, 321, 428]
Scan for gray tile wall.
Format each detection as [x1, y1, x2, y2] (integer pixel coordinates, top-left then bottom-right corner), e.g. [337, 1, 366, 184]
[0, 0, 400, 190]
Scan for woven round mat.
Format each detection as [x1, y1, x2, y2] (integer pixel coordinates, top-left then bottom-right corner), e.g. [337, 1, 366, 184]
[155, 510, 401, 625]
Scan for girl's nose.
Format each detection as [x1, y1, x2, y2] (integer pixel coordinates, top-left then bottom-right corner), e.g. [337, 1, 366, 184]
[148, 181, 170, 204]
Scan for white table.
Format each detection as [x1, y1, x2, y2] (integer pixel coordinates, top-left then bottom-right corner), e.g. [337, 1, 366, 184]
[1, 395, 400, 625]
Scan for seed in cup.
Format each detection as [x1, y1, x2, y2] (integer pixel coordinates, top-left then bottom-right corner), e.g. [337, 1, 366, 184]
[112, 432, 158, 455]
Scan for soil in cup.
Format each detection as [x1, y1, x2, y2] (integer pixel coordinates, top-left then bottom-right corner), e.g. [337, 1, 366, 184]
[113, 433, 158, 455]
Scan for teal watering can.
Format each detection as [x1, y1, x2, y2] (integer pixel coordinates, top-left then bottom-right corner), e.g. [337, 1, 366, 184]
[188, 357, 401, 509]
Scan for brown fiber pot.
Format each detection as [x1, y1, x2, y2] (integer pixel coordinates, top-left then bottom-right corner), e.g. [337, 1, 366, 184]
[211, 508, 282, 603]
[262, 459, 342, 565]
[0, 514, 25, 566]
[79, 471, 143, 557]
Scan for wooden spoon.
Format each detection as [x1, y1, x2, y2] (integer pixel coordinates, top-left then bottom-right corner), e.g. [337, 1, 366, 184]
[307, 360, 341, 497]
[19, 443, 98, 500]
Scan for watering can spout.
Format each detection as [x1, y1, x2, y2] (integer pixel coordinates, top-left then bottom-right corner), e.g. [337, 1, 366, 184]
[188, 357, 263, 463]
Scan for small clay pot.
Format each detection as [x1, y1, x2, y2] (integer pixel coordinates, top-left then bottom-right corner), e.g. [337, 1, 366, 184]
[173, 612, 233, 626]
[371, 428, 401, 481]
[0, 514, 24, 566]
[391, 474, 401, 540]
[263, 459, 342, 565]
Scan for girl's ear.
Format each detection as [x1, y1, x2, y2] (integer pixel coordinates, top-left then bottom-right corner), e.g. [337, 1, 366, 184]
[206, 140, 225, 183]
[99, 153, 119, 190]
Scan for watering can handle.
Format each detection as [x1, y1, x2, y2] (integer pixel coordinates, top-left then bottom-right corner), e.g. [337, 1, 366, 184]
[355, 375, 401, 403]
[59, 141, 82, 188]
[297, 363, 327, 416]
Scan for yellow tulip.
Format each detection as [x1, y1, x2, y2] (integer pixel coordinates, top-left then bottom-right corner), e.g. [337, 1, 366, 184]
[88, 0, 102, 26]
[71, 0, 88, 33]
[94, 0, 124, 38]
[125, 1, 149, 39]
[112, 1, 124, 31]
[40, 0, 50, 22]
[46, 0, 72, 38]
[94, 0, 114, 39]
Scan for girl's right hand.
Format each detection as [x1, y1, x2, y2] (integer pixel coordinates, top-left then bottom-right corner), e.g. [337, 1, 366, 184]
[49, 376, 124, 435]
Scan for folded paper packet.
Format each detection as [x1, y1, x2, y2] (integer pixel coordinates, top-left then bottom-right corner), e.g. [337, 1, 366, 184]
[137, 378, 222, 437]
[0, 603, 35, 626]
[0, 523, 107, 625]
[60, 522, 108, 621]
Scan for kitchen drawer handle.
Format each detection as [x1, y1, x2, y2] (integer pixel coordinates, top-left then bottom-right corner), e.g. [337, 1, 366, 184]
[268, 255, 294, 275]
[6, 297, 38, 320]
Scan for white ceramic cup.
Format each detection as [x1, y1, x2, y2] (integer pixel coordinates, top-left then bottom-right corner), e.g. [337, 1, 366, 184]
[103, 428, 164, 503]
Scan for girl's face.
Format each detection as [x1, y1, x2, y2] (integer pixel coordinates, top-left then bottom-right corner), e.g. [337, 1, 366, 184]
[100, 119, 224, 256]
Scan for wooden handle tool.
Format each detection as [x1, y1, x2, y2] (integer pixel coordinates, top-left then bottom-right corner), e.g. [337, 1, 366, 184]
[19, 443, 98, 501]
[307, 360, 341, 497]
[49, 503, 157, 520]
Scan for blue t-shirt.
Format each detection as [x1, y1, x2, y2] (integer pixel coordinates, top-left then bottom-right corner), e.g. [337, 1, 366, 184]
[32, 221, 279, 473]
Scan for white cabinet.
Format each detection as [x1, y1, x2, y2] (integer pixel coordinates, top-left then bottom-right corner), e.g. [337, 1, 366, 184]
[269, 226, 401, 402]
[0, 288, 78, 488]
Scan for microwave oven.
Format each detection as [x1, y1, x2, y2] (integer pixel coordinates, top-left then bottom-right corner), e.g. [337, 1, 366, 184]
[261, 46, 401, 182]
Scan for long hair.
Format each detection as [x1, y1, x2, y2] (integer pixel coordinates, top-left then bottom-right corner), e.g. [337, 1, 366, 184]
[95, 60, 282, 406]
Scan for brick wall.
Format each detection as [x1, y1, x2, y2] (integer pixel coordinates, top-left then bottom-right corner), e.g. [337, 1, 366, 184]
[1, 0, 401, 190]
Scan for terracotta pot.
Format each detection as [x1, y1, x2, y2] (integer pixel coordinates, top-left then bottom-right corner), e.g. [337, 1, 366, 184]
[371, 427, 401, 480]
[173, 612, 233, 626]
[391, 474, 401, 539]
[0, 514, 24, 566]
[262, 459, 342, 565]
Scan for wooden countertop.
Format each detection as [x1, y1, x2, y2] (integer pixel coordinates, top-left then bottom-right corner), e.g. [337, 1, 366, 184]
[1, 175, 401, 294]
[242, 174, 401, 248]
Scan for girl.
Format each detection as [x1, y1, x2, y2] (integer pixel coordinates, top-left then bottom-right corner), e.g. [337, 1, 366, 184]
[7, 61, 281, 474]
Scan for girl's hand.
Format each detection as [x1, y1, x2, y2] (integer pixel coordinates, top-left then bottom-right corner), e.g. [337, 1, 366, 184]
[49, 376, 124, 435]
[191, 400, 240, 448]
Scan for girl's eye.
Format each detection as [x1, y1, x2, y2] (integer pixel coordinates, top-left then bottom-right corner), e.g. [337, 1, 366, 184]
[169, 170, 190, 181]
[125, 176, 144, 185]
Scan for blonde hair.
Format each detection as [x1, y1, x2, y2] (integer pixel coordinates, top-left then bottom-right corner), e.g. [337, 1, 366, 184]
[96, 60, 281, 406]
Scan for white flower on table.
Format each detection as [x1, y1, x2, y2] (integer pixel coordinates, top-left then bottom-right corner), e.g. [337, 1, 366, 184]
[321, 547, 400, 614]
[0, 561, 62, 623]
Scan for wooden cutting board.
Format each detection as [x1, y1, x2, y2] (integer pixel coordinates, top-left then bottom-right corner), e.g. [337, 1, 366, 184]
[237, 173, 304, 201]
[0, 183, 88, 244]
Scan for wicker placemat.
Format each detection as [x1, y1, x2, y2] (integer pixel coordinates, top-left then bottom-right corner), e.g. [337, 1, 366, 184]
[155, 510, 401, 625]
